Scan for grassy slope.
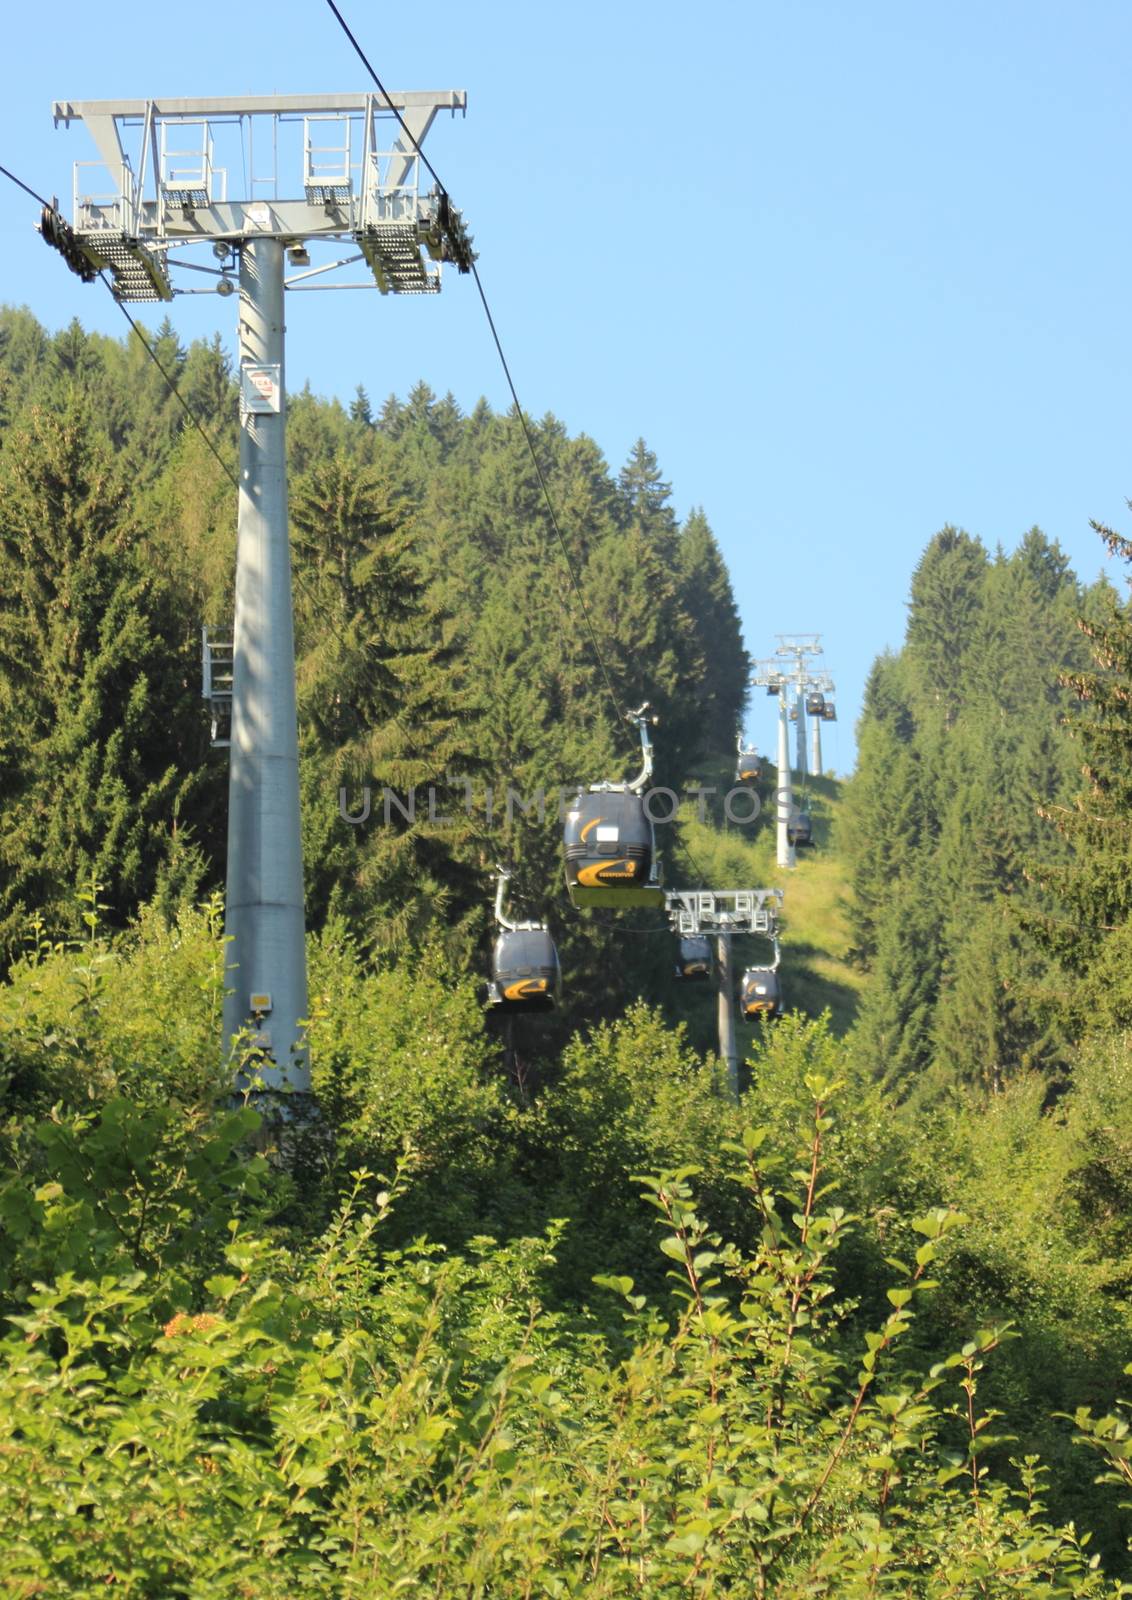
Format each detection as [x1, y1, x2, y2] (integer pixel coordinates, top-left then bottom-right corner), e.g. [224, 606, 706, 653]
[663, 764, 865, 1043]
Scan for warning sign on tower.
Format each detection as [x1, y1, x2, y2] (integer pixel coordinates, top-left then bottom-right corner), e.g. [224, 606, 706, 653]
[241, 363, 282, 415]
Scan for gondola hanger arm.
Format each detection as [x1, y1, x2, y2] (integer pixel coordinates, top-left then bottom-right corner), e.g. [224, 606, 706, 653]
[625, 703, 657, 795]
[493, 866, 518, 933]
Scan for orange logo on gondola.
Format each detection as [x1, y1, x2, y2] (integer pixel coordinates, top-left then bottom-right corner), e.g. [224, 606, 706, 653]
[503, 978, 548, 1001]
[577, 859, 637, 886]
[579, 816, 604, 842]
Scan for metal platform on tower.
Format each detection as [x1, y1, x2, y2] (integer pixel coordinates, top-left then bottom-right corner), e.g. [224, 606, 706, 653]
[47, 92, 473, 302]
[665, 888, 784, 937]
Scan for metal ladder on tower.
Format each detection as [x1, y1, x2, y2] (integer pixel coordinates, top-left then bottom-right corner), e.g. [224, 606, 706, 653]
[201, 625, 233, 748]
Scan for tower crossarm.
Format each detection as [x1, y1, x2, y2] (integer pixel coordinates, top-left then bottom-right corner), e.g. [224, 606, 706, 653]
[665, 888, 784, 937]
[48, 90, 471, 301]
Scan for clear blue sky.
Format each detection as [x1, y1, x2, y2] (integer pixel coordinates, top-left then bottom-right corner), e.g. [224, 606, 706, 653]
[2, 0, 1129, 773]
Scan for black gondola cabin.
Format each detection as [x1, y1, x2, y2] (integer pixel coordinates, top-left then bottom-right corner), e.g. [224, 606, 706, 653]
[788, 809, 813, 847]
[675, 934, 713, 980]
[736, 746, 761, 784]
[805, 692, 826, 716]
[489, 926, 560, 1012]
[564, 789, 663, 907]
[741, 967, 781, 1020]
[822, 701, 837, 722]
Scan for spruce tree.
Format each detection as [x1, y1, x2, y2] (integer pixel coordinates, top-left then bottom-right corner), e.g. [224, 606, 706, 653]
[1033, 521, 1132, 1034]
[349, 384, 373, 426]
[289, 452, 484, 951]
[0, 397, 207, 951]
[905, 526, 990, 726]
[677, 508, 748, 761]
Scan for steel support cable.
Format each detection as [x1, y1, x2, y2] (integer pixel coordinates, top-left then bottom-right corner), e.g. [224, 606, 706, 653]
[321, 0, 629, 738]
[99, 274, 239, 491]
[1, 158, 240, 492]
[0, 166, 515, 903]
[0, 162, 49, 207]
[0, 161, 527, 859]
[322, 1, 725, 935]
[0, 162, 546, 902]
[1, 151, 649, 909]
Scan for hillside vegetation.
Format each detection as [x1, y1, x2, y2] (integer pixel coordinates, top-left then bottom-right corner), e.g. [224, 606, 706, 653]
[672, 769, 865, 1039]
[2, 307, 1132, 1593]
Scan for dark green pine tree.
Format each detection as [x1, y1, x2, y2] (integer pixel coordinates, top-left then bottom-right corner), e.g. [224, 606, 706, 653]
[847, 524, 1089, 1094]
[377, 392, 406, 438]
[0, 397, 209, 953]
[178, 332, 235, 428]
[588, 439, 703, 784]
[851, 878, 942, 1094]
[289, 452, 485, 953]
[619, 437, 678, 548]
[1031, 520, 1132, 1035]
[677, 507, 748, 762]
[905, 526, 990, 727]
[0, 308, 52, 423]
[840, 654, 926, 967]
[930, 902, 1059, 1094]
[349, 384, 374, 427]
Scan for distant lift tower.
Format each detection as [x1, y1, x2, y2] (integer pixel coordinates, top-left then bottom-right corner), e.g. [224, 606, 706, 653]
[752, 658, 794, 869]
[666, 889, 783, 1098]
[774, 635, 824, 779]
[805, 672, 835, 774]
[47, 93, 473, 1101]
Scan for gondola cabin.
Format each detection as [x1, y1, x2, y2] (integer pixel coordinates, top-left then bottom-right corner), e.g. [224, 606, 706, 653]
[564, 789, 664, 907]
[741, 966, 781, 1020]
[788, 809, 813, 847]
[736, 745, 761, 784]
[489, 926, 560, 1012]
[675, 934, 713, 980]
[805, 691, 826, 716]
[821, 701, 837, 722]
[765, 679, 781, 696]
[789, 704, 798, 722]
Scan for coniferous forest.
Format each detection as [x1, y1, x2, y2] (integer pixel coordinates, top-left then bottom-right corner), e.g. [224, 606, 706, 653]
[3, 304, 1132, 1594]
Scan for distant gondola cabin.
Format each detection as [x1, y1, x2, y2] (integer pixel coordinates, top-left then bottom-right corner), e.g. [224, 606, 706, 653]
[489, 927, 560, 1012]
[675, 934, 713, 980]
[741, 967, 781, 1020]
[822, 701, 837, 722]
[788, 810, 813, 847]
[805, 692, 826, 716]
[736, 746, 761, 784]
[564, 789, 663, 906]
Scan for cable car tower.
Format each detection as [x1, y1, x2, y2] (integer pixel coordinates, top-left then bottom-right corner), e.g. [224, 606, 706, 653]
[666, 888, 783, 1097]
[803, 671, 836, 773]
[774, 634, 824, 778]
[45, 92, 473, 1104]
[752, 658, 795, 869]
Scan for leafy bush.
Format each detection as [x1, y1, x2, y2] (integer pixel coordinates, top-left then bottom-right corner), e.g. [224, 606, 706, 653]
[0, 1072, 1124, 1596]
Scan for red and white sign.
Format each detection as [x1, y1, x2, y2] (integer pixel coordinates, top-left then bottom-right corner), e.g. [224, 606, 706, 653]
[241, 363, 282, 415]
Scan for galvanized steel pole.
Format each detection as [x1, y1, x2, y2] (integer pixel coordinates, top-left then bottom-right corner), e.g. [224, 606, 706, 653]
[795, 687, 807, 776]
[776, 691, 796, 870]
[223, 238, 310, 1095]
[716, 931, 738, 1100]
[810, 709, 822, 775]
